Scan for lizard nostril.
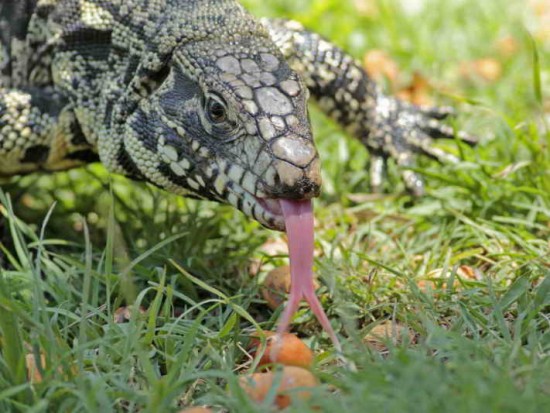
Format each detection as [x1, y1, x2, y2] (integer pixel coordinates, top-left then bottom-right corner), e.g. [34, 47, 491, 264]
[272, 158, 321, 199]
[296, 177, 321, 198]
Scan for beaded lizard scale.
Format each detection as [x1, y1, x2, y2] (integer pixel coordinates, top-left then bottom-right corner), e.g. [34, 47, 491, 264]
[0, 0, 476, 231]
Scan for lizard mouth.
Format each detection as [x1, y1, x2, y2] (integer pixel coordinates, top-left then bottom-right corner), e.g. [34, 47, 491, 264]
[214, 167, 318, 231]
[220, 180, 286, 230]
[256, 197, 283, 217]
[251, 196, 286, 230]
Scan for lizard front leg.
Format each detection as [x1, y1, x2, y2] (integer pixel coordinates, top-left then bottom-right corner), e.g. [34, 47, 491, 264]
[262, 19, 477, 196]
[0, 87, 98, 177]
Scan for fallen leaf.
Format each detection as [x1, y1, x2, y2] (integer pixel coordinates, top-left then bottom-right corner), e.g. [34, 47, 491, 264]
[396, 72, 433, 106]
[177, 408, 213, 413]
[25, 352, 77, 383]
[460, 58, 503, 83]
[363, 50, 399, 86]
[363, 321, 415, 352]
[496, 36, 519, 58]
[113, 305, 146, 323]
[26, 353, 46, 383]
[418, 265, 482, 291]
[457, 265, 478, 280]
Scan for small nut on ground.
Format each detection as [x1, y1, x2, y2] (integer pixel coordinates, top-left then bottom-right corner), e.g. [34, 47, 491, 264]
[249, 331, 314, 369]
[239, 366, 319, 409]
[261, 266, 292, 310]
[261, 266, 319, 310]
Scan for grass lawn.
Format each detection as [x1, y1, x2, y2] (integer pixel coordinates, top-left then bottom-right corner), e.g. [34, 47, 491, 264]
[1, 0, 549, 411]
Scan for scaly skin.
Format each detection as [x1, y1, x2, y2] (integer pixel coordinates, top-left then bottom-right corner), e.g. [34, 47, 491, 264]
[0, 0, 475, 230]
[263, 19, 477, 195]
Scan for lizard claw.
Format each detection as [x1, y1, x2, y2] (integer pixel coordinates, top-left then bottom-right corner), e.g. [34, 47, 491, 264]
[369, 154, 386, 194]
[416, 103, 455, 120]
[364, 96, 477, 196]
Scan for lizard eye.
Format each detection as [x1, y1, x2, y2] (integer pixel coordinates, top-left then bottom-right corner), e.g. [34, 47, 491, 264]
[206, 96, 228, 124]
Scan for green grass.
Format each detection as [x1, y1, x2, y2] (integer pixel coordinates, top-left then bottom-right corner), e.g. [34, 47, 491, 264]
[1, 0, 549, 411]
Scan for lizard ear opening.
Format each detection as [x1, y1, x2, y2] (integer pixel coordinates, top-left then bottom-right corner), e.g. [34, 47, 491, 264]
[139, 64, 171, 95]
[158, 66, 203, 118]
[149, 64, 171, 86]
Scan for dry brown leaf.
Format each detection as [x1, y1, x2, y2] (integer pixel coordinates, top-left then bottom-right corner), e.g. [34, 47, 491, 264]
[177, 408, 213, 413]
[364, 321, 415, 352]
[26, 353, 46, 383]
[363, 50, 400, 86]
[457, 265, 478, 280]
[25, 352, 77, 383]
[460, 58, 503, 83]
[496, 36, 520, 58]
[113, 305, 146, 323]
[418, 265, 481, 291]
[396, 72, 434, 106]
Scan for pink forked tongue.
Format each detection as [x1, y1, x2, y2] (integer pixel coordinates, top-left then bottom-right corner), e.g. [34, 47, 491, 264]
[275, 199, 341, 353]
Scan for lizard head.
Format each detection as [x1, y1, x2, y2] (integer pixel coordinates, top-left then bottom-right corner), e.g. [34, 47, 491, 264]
[125, 37, 321, 231]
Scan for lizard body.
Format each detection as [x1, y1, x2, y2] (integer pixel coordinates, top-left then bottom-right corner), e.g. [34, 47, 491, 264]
[0, 0, 475, 230]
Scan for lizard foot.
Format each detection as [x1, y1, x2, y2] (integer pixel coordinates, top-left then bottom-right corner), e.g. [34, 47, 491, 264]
[365, 97, 477, 196]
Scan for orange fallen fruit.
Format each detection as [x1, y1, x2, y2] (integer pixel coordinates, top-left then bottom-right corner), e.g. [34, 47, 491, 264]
[239, 366, 318, 409]
[177, 408, 213, 413]
[249, 331, 314, 369]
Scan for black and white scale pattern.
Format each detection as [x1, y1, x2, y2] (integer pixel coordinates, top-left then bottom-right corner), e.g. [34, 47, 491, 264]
[0, 0, 476, 230]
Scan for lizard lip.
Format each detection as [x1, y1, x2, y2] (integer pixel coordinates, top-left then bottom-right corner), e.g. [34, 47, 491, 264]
[253, 196, 286, 231]
[256, 197, 283, 216]
[219, 180, 285, 230]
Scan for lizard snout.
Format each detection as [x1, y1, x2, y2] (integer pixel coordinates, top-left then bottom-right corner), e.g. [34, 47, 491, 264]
[268, 134, 321, 199]
[271, 157, 321, 200]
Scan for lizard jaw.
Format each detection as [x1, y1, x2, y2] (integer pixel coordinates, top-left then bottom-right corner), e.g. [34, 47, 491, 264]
[219, 179, 286, 230]
[252, 196, 289, 231]
[256, 197, 283, 216]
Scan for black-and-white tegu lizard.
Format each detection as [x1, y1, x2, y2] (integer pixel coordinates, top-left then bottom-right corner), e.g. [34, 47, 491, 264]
[0, 0, 476, 343]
